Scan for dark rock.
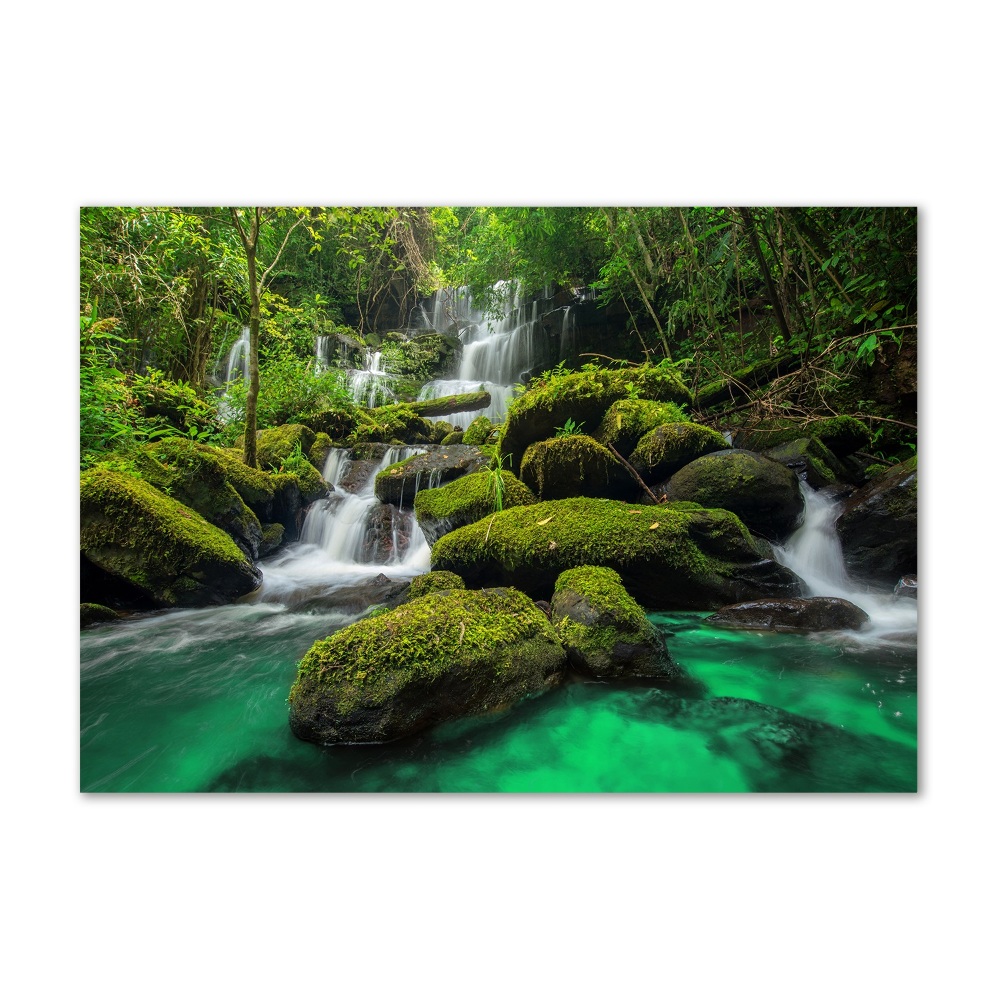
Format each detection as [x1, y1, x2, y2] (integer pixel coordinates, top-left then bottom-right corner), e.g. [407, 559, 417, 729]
[706, 597, 870, 632]
[763, 437, 850, 489]
[80, 603, 121, 628]
[836, 456, 917, 586]
[893, 575, 917, 599]
[374, 445, 488, 505]
[663, 449, 804, 542]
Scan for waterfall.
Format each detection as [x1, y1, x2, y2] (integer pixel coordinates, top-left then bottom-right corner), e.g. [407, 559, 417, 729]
[349, 350, 397, 408]
[258, 446, 430, 601]
[416, 281, 554, 425]
[773, 479, 917, 639]
[315, 334, 330, 373]
[225, 326, 251, 384]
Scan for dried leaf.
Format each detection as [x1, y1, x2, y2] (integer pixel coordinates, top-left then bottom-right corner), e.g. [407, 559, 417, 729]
[649, 522, 659, 530]
[536, 516, 553, 525]
[627, 510, 640, 514]
[548, 540, 558, 550]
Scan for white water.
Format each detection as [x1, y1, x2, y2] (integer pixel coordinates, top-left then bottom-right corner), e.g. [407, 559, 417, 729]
[416, 281, 549, 425]
[774, 479, 917, 641]
[257, 446, 430, 603]
[225, 326, 250, 384]
[348, 350, 397, 408]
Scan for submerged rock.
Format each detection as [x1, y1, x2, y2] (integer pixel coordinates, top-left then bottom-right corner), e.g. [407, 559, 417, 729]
[431, 496, 802, 610]
[80, 469, 261, 608]
[552, 566, 676, 679]
[706, 597, 870, 632]
[288, 587, 567, 744]
[836, 455, 917, 586]
[662, 449, 803, 542]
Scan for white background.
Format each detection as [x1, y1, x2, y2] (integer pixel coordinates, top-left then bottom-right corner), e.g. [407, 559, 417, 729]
[2, 2, 993, 997]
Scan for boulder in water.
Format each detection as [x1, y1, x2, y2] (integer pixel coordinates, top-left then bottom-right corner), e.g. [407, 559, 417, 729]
[80, 469, 261, 608]
[706, 597, 870, 632]
[431, 496, 802, 610]
[288, 587, 567, 744]
[551, 566, 677, 679]
[763, 437, 850, 490]
[836, 455, 917, 586]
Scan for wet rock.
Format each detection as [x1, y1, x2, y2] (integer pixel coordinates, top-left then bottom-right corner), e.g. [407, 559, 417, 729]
[361, 503, 411, 564]
[836, 456, 917, 586]
[374, 445, 488, 505]
[706, 597, 870, 632]
[893, 575, 917, 599]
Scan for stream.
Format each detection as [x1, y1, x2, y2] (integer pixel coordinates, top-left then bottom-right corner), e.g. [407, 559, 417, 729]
[80, 285, 917, 792]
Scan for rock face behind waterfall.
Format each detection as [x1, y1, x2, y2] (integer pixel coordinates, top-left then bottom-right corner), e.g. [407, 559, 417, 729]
[431, 497, 802, 610]
[373, 445, 488, 505]
[81, 469, 261, 607]
[288, 588, 567, 744]
[836, 456, 917, 585]
[706, 597, 870, 632]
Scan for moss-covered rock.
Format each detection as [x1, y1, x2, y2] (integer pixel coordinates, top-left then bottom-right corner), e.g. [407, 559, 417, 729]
[836, 455, 917, 586]
[497, 362, 693, 475]
[207, 447, 307, 537]
[663, 449, 804, 542]
[349, 404, 434, 446]
[441, 430, 465, 445]
[413, 469, 537, 546]
[520, 434, 634, 501]
[407, 570, 466, 601]
[431, 497, 801, 610]
[260, 522, 285, 557]
[288, 587, 567, 744]
[462, 415, 495, 446]
[299, 404, 364, 443]
[595, 398, 691, 456]
[81, 469, 261, 607]
[408, 391, 492, 419]
[552, 566, 675, 679]
[735, 415, 871, 460]
[374, 445, 489, 506]
[630, 422, 731, 483]
[308, 431, 334, 471]
[253, 424, 316, 469]
[80, 603, 120, 628]
[763, 437, 849, 489]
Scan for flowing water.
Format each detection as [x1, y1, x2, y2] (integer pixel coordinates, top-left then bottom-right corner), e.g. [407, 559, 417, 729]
[80, 473, 916, 793]
[80, 297, 916, 793]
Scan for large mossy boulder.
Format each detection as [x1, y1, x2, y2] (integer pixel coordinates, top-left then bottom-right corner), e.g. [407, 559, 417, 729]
[552, 566, 675, 679]
[630, 423, 731, 484]
[288, 587, 567, 744]
[431, 497, 802, 610]
[253, 423, 316, 469]
[706, 597, 870, 632]
[462, 415, 495, 446]
[407, 571, 466, 601]
[519, 434, 633, 501]
[351, 404, 434, 445]
[663, 449, 804, 542]
[374, 445, 488, 505]
[413, 469, 536, 546]
[836, 455, 917, 586]
[80, 469, 261, 608]
[594, 398, 690, 456]
[497, 363, 693, 475]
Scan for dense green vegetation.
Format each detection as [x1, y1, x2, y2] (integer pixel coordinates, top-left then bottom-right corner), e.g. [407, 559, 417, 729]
[80, 206, 917, 474]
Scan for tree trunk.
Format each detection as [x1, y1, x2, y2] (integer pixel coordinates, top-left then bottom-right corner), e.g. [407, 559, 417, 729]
[244, 235, 260, 469]
[738, 208, 793, 349]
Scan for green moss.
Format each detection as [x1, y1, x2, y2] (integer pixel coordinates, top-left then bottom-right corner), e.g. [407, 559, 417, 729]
[595, 398, 690, 455]
[407, 391, 493, 419]
[251, 424, 317, 470]
[441, 431, 465, 445]
[309, 432, 334, 470]
[407, 571, 466, 600]
[349, 404, 433, 445]
[630, 422, 730, 482]
[498, 362, 693, 474]
[80, 603, 119, 627]
[553, 566, 651, 637]
[520, 434, 632, 500]
[462, 415, 495, 446]
[414, 470, 536, 525]
[289, 587, 564, 727]
[80, 468, 257, 605]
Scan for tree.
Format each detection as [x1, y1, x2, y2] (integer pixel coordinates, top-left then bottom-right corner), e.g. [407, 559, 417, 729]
[225, 207, 316, 467]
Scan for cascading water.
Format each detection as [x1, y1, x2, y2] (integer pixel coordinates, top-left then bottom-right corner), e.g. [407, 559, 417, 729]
[774, 478, 917, 640]
[225, 326, 250, 384]
[348, 350, 397, 408]
[415, 281, 558, 424]
[258, 445, 429, 603]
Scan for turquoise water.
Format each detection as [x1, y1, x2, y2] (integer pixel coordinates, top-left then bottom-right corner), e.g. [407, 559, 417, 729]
[80, 599, 917, 793]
